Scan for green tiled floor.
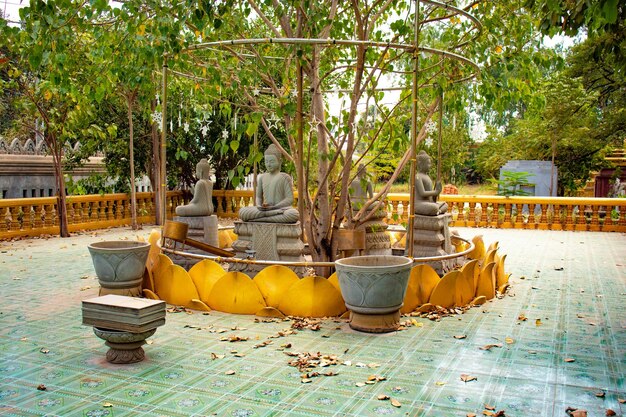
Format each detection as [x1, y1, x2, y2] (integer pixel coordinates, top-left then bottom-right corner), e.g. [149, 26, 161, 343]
[1, 227, 624, 416]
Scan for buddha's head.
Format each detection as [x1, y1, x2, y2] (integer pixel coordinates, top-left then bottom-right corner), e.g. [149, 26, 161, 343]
[196, 158, 211, 179]
[264, 144, 282, 173]
[416, 151, 432, 173]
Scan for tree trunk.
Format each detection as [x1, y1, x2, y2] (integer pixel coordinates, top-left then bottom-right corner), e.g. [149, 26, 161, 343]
[126, 93, 139, 230]
[51, 141, 69, 237]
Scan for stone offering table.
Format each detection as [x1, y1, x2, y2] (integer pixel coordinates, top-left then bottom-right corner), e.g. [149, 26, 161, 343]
[82, 295, 165, 364]
[231, 221, 305, 277]
[412, 213, 453, 275]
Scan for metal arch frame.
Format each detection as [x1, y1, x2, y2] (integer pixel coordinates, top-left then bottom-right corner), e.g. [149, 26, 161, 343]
[159, 1, 483, 259]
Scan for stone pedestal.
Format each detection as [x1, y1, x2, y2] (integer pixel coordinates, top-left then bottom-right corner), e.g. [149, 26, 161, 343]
[231, 221, 305, 277]
[411, 213, 453, 275]
[168, 215, 219, 269]
[355, 209, 391, 255]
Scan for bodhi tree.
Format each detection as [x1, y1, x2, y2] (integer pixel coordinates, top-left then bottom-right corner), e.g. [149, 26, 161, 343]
[0, 0, 114, 237]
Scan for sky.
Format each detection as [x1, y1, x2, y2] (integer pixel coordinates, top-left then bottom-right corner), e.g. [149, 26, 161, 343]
[1, 0, 22, 22]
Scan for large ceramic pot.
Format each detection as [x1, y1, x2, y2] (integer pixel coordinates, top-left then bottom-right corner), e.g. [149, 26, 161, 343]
[335, 255, 413, 333]
[87, 241, 150, 296]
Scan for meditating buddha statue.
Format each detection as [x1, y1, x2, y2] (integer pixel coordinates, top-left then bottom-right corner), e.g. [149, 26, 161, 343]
[238, 144, 299, 223]
[175, 158, 214, 217]
[414, 150, 448, 216]
[349, 164, 373, 210]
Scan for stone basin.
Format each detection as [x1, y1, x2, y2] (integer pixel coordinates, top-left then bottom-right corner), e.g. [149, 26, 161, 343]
[335, 255, 413, 333]
[87, 241, 150, 295]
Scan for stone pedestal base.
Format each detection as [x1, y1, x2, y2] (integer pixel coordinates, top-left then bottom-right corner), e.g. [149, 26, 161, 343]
[93, 327, 156, 364]
[168, 215, 219, 269]
[349, 310, 401, 333]
[231, 221, 305, 277]
[355, 210, 391, 255]
[411, 213, 453, 275]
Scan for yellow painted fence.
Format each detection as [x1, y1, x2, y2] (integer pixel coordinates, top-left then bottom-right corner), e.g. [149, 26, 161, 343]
[1, 190, 625, 239]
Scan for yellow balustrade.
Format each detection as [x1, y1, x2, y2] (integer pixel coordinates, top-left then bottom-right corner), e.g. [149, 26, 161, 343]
[0, 191, 187, 239]
[2, 190, 625, 240]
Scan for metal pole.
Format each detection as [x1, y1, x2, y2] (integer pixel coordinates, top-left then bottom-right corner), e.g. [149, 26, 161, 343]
[437, 89, 444, 182]
[296, 55, 305, 238]
[160, 58, 168, 232]
[407, 0, 420, 258]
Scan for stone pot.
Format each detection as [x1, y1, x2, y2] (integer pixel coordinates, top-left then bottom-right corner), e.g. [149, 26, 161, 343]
[87, 241, 150, 296]
[335, 255, 413, 333]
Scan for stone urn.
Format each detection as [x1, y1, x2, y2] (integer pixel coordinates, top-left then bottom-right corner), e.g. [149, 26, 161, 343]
[87, 241, 150, 296]
[335, 255, 413, 333]
[93, 327, 156, 364]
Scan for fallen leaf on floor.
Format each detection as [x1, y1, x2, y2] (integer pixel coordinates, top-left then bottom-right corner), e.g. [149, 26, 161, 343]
[39, 348, 49, 354]
[564, 358, 575, 363]
[461, 374, 477, 382]
[435, 381, 446, 386]
[36, 384, 46, 391]
[355, 382, 366, 387]
[467, 414, 477, 417]
[535, 319, 542, 326]
[606, 409, 616, 416]
[391, 399, 401, 408]
[367, 363, 380, 368]
[454, 335, 467, 339]
[554, 267, 564, 271]
[479, 344, 502, 351]
[566, 407, 587, 417]
[225, 370, 236, 375]
[505, 337, 514, 344]
[102, 403, 113, 408]
[618, 398, 625, 404]
[301, 378, 312, 383]
[483, 411, 495, 416]
[377, 394, 390, 400]
[80, 286, 91, 291]
[517, 314, 527, 321]
[20, 337, 27, 342]
[211, 353, 225, 360]
[484, 404, 495, 410]
[595, 392, 605, 398]
[146, 340, 153, 345]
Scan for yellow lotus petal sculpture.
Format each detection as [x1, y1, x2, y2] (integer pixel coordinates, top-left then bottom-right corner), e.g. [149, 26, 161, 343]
[156, 264, 200, 308]
[142, 288, 160, 300]
[218, 230, 233, 249]
[495, 253, 509, 290]
[153, 254, 173, 295]
[278, 276, 346, 317]
[189, 299, 211, 312]
[467, 235, 486, 260]
[401, 264, 440, 314]
[429, 271, 457, 308]
[189, 260, 226, 305]
[327, 272, 341, 293]
[459, 259, 479, 297]
[253, 265, 300, 309]
[208, 272, 267, 314]
[255, 306, 286, 318]
[488, 241, 499, 251]
[476, 261, 496, 300]
[144, 229, 163, 292]
[484, 248, 498, 265]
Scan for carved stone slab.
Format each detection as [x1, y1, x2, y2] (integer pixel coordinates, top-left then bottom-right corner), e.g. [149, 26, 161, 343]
[231, 221, 305, 277]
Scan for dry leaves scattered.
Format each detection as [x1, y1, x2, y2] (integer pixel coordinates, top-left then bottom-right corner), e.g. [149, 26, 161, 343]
[166, 306, 193, 314]
[285, 351, 341, 383]
[460, 374, 477, 383]
[290, 317, 322, 331]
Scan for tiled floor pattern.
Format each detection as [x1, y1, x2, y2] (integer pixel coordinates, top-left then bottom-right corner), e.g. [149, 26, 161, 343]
[0, 227, 624, 416]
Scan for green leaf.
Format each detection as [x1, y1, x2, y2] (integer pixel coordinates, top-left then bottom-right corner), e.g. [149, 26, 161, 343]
[230, 140, 239, 152]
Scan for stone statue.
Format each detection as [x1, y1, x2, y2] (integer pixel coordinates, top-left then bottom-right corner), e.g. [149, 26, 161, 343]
[350, 164, 373, 209]
[414, 150, 448, 216]
[175, 158, 214, 216]
[238, 144, 299, 223]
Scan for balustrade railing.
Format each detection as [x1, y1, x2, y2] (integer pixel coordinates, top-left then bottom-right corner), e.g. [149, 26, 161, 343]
[0, 191, 187, 239]
[1, 190, 624, 240]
